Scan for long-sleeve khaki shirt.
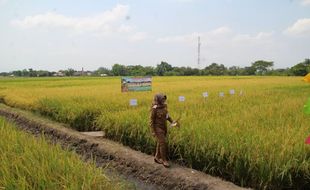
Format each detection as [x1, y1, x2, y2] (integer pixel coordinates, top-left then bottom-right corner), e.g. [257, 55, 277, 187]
[150, 104, 173, 132]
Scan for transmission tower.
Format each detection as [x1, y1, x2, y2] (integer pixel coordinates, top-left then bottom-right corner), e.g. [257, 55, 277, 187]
[197, 36, 201, 69]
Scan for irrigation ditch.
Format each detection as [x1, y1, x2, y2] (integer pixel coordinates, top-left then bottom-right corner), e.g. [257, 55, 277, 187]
[0, 104, 249, 190]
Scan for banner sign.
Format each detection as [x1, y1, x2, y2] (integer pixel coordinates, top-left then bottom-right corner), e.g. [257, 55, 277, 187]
[121, 76, 152, 92]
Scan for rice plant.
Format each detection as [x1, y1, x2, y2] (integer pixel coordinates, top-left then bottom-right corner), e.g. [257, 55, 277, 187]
[0, 76, 309, 189]
[0, 117, 130, 190]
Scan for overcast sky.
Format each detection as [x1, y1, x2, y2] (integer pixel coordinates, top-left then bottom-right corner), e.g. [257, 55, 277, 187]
[0, 0, 309, 72]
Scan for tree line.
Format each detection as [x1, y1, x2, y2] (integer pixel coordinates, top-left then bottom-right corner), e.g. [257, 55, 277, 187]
[1, 59, 309, 77]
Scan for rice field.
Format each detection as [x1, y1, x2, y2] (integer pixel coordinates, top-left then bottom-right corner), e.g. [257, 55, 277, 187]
[0, 116, 128, 190]
[0, 76, 309, 189]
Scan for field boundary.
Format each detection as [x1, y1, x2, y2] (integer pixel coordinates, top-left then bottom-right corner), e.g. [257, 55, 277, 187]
[0, 104, 249, 190]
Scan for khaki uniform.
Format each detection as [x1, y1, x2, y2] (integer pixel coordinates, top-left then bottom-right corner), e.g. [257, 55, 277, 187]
[150, 104, 173, 162]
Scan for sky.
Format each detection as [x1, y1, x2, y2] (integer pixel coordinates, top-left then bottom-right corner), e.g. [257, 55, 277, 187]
[0, 0, 309, 72]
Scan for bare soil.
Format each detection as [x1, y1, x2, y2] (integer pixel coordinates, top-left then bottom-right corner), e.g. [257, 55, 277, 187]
[0, 105, 251, 190]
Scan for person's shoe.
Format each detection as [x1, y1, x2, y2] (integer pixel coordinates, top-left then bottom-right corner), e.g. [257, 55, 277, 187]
[162, 161, 170, 168]
[154, 157, 163, 164]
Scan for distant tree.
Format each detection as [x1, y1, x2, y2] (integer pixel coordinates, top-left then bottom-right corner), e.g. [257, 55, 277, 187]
[0, 72, 10, 76]
[98, 65, 155, 76]
[127, 65, 146, 76]
[5, 59, 304, 77]
[228, 66, 242, 76]
[37, 70, 51, 77]
[266, 68, 290, 76]
[28, 68, 37, 77]
[144, 66, 156, 76]
[21, 69, 29, 77]
[112, 64, 128, 76]
[290, 59, 310, 76]
[252, 60, 274, 75]
[204, 63, 227, 75]
[95, 67, 112, 76]
[163, 71, 178, 76]
[156, 61, 173, 76]
[183, 67, 200, 76]
[171, 67, 185, 76]
[241, 66, 256, 75]
[12, 70, 22, 77]
[64, 68, 75, 76]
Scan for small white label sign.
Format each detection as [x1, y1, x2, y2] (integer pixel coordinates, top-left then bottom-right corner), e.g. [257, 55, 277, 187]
[229, 89, 235, 95]
[129, 99, 138, 106]
[179, 96, 185, 102]
[219, 92, 224, 97]
[202, 92, 208, 98]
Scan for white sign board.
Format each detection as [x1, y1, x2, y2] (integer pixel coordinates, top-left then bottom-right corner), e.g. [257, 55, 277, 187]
[219, 92, 224, 97]
[129, 99, 138, 106]
[202, 92, 208, 98]
[179, 96, 185, 102]
[229, 89, 235, 95]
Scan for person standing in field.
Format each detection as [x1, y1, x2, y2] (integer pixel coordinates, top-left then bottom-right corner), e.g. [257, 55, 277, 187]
[150, 93, 175, 168]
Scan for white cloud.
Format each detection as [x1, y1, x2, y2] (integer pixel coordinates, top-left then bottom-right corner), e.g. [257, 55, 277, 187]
[156, 27, 275, 49]
[233, 32, 274, 44]
[284, 18, 310, 36]
[156, 27, 233, 44]
[118, 24, 133, 33]
[0, 0, 7, 4]
[11, 4, 130, 35]
[128, 32, 148, 42]
[210, 26, 232, 35]
[173, 0, 196, 2]
[301, 0, 310, 6]
[156, 32, 200, 43]
[156, 27, 277, 67]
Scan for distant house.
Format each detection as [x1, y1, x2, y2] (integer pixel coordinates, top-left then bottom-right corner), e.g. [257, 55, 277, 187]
[73, 71, 93, 76]
[53, 72, 64, 77]
[100, 74, 108, 77]
[73, 71, 82, 76]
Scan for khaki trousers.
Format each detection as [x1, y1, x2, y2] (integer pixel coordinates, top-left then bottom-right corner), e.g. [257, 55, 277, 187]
[154, 127, 167, 161]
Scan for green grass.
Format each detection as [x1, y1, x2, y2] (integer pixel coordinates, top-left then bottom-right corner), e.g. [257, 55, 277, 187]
[0, 116, 129, 190]
[0, 76, 310, 189]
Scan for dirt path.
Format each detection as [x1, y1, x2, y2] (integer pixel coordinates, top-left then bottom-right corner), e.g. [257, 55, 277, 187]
[0, 105, 251, 190]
